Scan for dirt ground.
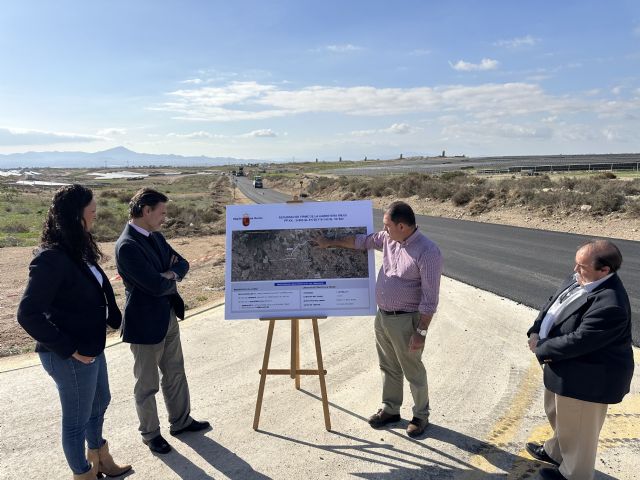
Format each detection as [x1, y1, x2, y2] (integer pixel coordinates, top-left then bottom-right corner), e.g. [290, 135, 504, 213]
[0, 235, 227, 357]
[2, 177, 638, 357]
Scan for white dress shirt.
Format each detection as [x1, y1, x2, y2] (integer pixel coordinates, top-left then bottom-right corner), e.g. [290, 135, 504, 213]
[539, 273, 614, 339]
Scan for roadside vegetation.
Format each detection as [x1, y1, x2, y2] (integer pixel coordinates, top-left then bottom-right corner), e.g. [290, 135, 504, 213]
[2, 165, 640, 248]
[303, 171, 640, 218]
[0, 171, 230, 248]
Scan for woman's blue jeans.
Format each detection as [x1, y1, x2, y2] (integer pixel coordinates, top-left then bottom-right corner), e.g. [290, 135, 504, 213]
[39, 351, 110, 475]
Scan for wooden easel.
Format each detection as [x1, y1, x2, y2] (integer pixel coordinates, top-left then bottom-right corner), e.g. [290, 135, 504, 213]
[252, 316, 332, 431]
[253, 195, 332, 431]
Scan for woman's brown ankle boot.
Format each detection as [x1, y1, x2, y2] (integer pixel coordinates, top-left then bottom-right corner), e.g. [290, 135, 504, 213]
[87, 440, 132, 477]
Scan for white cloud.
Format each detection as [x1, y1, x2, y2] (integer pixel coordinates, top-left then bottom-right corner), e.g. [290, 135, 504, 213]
[602, 128, 621, 141]
[442, 120, 553, 140]
[324, 44, 363, 53]
[388, 123, 412, 134]
[152, 80, 640, 131]
[634, 25, 640, 36]
[0, 127, 103, 146]
[449, 58, 499, 71]
[351, 123, 415, 137]
[242, 129, 277, 138]
[168, 131, 213, 139]
[180, 78, 203, 85]
[611, 86, 622, 95]
[494, 35, 539, 48]
[97, 128, 127, 136]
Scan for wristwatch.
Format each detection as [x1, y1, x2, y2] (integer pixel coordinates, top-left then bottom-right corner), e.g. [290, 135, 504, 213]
[416, 328, 427, 337]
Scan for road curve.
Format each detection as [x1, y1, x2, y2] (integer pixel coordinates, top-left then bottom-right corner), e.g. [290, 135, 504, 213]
[235, 176, 640, 345]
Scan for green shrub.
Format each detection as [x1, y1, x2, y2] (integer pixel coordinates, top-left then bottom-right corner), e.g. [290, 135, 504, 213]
[591, 186, 625, 214]
[117, 192, 133, 203]
[93, 209, 128, 242]
[440, 171, 467, 182]
[595, 172, 616, 180]
[624, 199, 640, 215]
[451, 188, 473, 206]
[469, 198, 490, 215]
[559, 177, 577, 191]
[517, 175, 553, 190]
[620, 179, 640, 195]
[341, 192, 353, 200]
[2, 222, 29, 233]
[0, 236, 22, 247]
[574, 178, 601, 194]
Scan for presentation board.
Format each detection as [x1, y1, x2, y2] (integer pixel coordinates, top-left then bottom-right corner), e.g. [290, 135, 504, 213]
[224, 200, 377, 319]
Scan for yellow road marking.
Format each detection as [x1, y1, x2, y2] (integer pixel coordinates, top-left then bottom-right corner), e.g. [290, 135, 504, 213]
[513, 394, 640, 478]
[458, 358, 542, 478]
[459, 355, 640, 480]
[600, 393, 640, 446]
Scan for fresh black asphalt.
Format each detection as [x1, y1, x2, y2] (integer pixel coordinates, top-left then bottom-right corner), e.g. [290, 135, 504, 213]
[235, 176, 640, 345]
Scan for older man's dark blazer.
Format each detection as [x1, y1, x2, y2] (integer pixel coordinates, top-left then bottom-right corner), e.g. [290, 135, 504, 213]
[17, 247, 122, 358]
[115, 224, 189, 344]
[527, 273, 633, 404]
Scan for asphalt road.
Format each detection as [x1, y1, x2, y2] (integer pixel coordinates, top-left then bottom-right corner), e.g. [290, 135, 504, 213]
[235, 176, 640, 345]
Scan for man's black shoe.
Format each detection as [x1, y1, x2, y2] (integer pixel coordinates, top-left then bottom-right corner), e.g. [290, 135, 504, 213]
[170, 419, 211, 436]
[538, 467, 566, 480]
[368, 409, 401, 428]
[406, 417, 429, 438]
[525, 442, 560, 466]
[143, 435, 172, 454]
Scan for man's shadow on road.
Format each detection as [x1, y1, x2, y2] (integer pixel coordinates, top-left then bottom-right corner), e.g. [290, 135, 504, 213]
[152, 430, 271, 480]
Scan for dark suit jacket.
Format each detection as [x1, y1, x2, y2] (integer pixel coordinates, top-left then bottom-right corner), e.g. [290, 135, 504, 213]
[17, 247, 122, 358]
[115, 224, 189, 344]
[528, 273, 634, 404]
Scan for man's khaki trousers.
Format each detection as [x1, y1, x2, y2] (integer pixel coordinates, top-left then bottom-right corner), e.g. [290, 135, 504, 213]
[374, 310, 429, 420]
[543, 388, 608, 480]
[130, 311, 193, 440]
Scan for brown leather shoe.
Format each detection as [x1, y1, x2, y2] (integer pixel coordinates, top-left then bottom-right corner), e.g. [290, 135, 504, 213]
[368, 409, 401, 428]
[406, 417, 428, 437]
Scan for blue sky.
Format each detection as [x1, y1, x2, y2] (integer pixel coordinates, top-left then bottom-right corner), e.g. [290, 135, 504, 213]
[1, 0, 640, 160]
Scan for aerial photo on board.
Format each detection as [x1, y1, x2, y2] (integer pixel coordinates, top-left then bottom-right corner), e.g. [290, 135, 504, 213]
[231, 227, 369, 281]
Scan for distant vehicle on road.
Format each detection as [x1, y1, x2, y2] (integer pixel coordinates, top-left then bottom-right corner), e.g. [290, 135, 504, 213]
[253, 176, 263, 188]
[237, 166, 245, 176]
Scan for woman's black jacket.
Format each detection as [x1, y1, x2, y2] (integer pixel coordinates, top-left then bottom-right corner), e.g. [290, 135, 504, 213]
[17, 247, 122, 358]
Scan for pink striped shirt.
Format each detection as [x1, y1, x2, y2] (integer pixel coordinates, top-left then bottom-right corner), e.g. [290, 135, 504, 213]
[355, 228, 442, 315]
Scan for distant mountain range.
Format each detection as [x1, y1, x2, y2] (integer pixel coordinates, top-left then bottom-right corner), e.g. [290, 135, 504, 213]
[0, 147, 261, 169]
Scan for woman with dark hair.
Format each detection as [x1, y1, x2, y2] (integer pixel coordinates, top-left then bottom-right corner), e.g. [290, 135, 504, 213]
[18, 184, 131, 480]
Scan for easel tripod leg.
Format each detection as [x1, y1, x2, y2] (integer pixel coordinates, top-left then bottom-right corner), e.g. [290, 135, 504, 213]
[294, 319, 301, 389]
[312, 318, 331, 431]
[253, 319, 275, 430]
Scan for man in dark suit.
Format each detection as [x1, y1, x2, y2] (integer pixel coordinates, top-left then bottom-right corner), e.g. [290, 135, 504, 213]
[526, 240, 634, 480]
[115, 188, 209, 455]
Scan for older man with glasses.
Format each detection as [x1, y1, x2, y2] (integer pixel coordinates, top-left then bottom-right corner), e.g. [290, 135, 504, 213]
[525, 239, 634, 480]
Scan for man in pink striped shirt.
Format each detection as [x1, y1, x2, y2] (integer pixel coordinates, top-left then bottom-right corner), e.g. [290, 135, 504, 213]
[315, 201, 442, 437]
